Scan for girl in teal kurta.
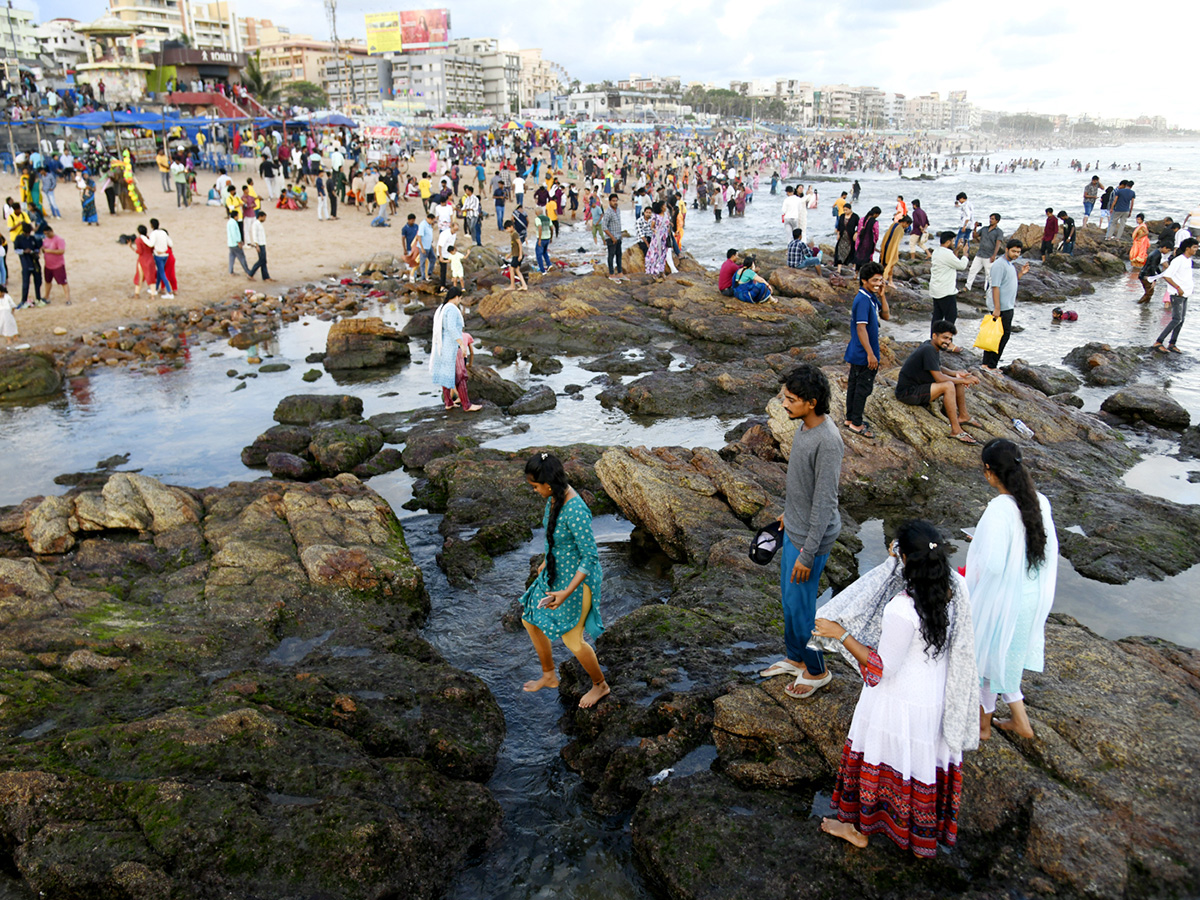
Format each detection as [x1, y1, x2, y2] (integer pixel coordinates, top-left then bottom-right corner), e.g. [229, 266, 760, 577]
[520, 452, 610, 708]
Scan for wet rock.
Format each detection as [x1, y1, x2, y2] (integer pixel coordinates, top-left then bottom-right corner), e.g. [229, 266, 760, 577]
[1063, 342, 1143, 386]
[1100, 384, 1190, 429]
[0, 352, 62, 402]
[258, 362, 291, 373]
[241, 425, 313, 467]
[581, 348, 673, 375]
[526, 354, 562, 375]
[308, 422, 385, 474]
[266, 451, 316, 480]
[323, 317, 411, 370]
[228, 329, 273, 350]
[508, 385, 557, 415]
[1179, 426, 1200, 459]
[395, 405, 529, 470]
[302, 368, 323, 382]
[401, 307, 435, 337]
[274, 394, 364, 426]
[1051, 392, 1084, 408]
[1003, 358, 1081, 397]
[465, 365, 524, 407]
[351, 448, 404, 478]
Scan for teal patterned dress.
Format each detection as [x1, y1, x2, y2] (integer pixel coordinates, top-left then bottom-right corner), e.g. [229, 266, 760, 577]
[520, 494, 604, 640]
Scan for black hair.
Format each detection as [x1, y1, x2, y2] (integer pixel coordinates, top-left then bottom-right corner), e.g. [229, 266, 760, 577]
[1045, 207, 1054, 215]
[149, 218, 160, 229]
[1178, 238, 1199, 253]
[991, 213, 1002, 222]
[779, 363, 831, 416]
[981, 438, 1047, 569]
[865, 206, 881, 219]
[931, 319, 957, 336]
[726, 248, 738, 259]
[896, 520, 952, 657]
[525, 452, 570, 587]
[912, 199, 921, 208]
[651, 200, 664, 214]
[503, 219, 513, 228]
[939, 230, 957, 244]
[956, 192, 967, 201]
[1005, 238, 1024, 250]
[137, 224, 148, 235]
[792, 228, 802, 239]
[859, 261, 884, 282]
[609, 193, 618, 201]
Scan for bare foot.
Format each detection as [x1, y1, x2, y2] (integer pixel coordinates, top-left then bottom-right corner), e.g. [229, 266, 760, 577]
[821, 817, 868, 848]
[579, 681, 610, 708]
[523, 671, 559, 692]
[993, 718, 1035, 739]
[980, 723, 991, 741]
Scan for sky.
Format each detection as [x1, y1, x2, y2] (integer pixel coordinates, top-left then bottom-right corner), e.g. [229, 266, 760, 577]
[38, 0, 1200, 128]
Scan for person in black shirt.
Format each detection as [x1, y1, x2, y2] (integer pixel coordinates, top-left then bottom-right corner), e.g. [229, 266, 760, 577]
[1057, 211, 1076, 255]
[13, 223, 42, 308]
[895, 321, 981, 444]
[1138, 244, 1169, 304]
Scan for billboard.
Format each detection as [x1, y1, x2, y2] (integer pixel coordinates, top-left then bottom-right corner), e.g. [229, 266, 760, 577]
[399, 8, 450, 51]
[364, 12, 403, 54]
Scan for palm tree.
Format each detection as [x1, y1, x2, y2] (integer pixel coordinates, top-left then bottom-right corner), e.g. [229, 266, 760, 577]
[241, 52, 281, 105]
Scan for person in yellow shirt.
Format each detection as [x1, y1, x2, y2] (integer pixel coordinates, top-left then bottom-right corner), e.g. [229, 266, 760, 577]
[419, 172, 432, 213]
[225, 184, 244, 237]
[245, 179, 261, 211]
[156, 150, 171, 193]
[7, 204, 32, 246]
[373, 179, 390, 219]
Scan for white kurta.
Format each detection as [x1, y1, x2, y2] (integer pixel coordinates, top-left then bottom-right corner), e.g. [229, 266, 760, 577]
[965, 492, 1058, 694]
[0, 292, 17, 338]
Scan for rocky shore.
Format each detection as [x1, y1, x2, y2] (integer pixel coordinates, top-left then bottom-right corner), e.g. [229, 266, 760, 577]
[2, 227, 1198, 900]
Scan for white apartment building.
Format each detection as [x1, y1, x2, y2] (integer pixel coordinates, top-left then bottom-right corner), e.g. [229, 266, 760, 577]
[36, 18, 89, 72]
[107, 0, 240, 52]
[0, 3, 41, 63]
[447, 37, 519, 114]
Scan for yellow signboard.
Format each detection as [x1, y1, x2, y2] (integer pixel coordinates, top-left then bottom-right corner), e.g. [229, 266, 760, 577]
[364, 12, 402, 54]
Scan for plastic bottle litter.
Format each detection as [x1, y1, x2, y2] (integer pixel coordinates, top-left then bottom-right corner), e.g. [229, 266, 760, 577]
[1013, 419, 1035, 439]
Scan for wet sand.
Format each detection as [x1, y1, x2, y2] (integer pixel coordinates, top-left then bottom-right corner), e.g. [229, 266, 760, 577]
[1, 168, 526, 344]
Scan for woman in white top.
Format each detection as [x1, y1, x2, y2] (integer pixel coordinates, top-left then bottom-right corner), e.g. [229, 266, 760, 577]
[814, 520, 978, 858]
[967, 438, 1058, 740]
[0, 288, 18, 344]
[1152, 237, 1197, 354]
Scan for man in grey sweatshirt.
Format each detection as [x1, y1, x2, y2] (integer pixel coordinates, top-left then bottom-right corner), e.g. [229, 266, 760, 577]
[766, 363, 844, 698]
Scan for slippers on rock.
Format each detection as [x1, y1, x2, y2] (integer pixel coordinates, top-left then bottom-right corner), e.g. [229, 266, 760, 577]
[759, 660, 804, 679]
[954, 431, 979, 445]
[784, 671, 832, 699]
[1168, 346, 1183, 354]
[845, 424, 876, 439]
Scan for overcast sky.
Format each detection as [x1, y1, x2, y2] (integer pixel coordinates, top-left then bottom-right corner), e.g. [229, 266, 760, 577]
[43, 0, 1200, 128]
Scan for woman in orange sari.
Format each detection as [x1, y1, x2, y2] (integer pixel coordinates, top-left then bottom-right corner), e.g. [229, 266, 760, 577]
[1129, 213, 1150, 266]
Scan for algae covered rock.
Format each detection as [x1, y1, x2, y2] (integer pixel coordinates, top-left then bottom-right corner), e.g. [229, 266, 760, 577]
[0, 352, 62, 402]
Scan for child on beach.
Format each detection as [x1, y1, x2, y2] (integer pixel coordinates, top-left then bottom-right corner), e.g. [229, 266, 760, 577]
[0, 285, 17, 344]
[446, 243, 468, 290]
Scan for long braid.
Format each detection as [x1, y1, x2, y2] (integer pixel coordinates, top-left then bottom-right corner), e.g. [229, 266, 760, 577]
[524, 452, 570, 586]
[982, 439, 1047, 569]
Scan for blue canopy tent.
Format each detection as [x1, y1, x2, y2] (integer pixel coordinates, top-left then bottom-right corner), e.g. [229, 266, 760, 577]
[306, 113, 358, 128]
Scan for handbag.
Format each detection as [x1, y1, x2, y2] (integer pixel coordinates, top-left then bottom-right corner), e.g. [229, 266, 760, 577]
[974, 314, 1004, 353]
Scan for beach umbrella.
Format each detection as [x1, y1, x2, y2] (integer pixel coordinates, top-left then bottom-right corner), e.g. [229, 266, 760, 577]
[434, 122, 467, 133]
[500, 120, 520, 130]
[523, 120, 535, 128]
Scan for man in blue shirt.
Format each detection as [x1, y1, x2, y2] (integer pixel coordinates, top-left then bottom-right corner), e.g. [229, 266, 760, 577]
[416, 213, 436, 281]
[983, 239, 1029, 369]
[1106, 179, 1136, 241]
[843, 261, 890, 437]
[400, 213, 419, 280]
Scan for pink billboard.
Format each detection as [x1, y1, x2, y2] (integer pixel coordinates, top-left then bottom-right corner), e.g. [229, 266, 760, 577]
[400, 9, 450, 50]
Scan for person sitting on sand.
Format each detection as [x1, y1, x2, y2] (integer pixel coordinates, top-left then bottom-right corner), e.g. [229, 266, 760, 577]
[894, 320, 982, 444]
[517, 451, 610, 710]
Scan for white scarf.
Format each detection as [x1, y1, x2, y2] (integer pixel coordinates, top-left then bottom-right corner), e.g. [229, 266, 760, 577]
[431, 302, 447, 366]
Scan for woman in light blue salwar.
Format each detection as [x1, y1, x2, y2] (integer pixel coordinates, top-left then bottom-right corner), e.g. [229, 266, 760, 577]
[966, 438, 1058, 741]
[429, 287, 479, 410]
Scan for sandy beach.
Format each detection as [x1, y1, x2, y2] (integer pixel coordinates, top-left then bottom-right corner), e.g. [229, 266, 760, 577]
[1, 167, 524, 344]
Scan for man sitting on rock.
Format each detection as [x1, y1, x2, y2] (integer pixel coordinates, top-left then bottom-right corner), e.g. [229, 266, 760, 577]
[894, 320, 982, 445]
[786, 228, 824, 276]
[717, 248, 739, 297]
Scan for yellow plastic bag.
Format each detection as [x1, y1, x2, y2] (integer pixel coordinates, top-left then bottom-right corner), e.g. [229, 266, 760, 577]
[974, 315, 1003, 353]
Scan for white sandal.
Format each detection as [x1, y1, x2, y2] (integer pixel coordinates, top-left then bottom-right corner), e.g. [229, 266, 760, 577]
[784, 671, 832, 699]
[759, 659, 804, 679]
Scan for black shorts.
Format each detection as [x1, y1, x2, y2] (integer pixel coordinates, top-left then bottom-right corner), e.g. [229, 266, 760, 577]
[508, 256, 522, 269]
[895, 384, 931, 406]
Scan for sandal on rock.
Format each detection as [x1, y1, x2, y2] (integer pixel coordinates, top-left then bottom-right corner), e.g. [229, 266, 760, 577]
[759, 659, 804, 679]
[784, 671, 832, 699]
[1152, 344, 1169, 354]
[1168, 346, 1183, 354]
[845, 423, 876, 439]
[953, 431, 979, 445]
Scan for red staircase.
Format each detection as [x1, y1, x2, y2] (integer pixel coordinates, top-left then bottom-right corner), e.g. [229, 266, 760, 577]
[167, 91, 257, 118]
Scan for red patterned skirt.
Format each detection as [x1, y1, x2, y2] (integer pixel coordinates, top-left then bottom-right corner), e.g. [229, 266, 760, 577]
[830, 740, 962, 858]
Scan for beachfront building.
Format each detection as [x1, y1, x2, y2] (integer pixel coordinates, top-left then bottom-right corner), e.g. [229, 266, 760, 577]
[253, 34, 366, 90]
[446, 37, 520, 114]
[0, 3, 41, 65]
[106, 0, 242, 52]
[36, 18, 90, 82]
[518, 49, 566, 111]
[616, 74, 681, 93]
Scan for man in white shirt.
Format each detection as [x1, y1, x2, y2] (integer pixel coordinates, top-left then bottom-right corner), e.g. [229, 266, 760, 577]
[147, 218, 174, 299]
[512, 174, 525, 208]
[929, 231, 969, 347]
[953, 192, 974, 252]
[246, 210, 272, 282]
[214, 167, 232, 198]
[1153, 237, 1197, 353]
[436, 196, 455, 233]
[460, 185, 481, 246]
[436, 222, 457, 289]
[781, 186, 804, 237]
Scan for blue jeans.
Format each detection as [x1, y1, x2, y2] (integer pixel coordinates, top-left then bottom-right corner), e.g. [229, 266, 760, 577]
[154, 255, 169, 292]
[954, 226, 971, 250]
[535, 238, 550, 272]
[494, 201, 505, 229]
[515, 192, 523, 208]
[780, 534, 828, 675]
[421, 249, 436, 280]
[46, 190, 60, 218]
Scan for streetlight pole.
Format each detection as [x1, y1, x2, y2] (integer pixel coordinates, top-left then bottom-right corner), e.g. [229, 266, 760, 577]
[324, 0, 343, 112]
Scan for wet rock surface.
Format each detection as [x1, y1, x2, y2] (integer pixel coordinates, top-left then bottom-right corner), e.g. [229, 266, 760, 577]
[0, 352, 63, 403]
[1063, 342, 1145, 386]
[0, 474, 503, 900]
[1101, 384, 1191, 429]
[323, 317, 411, 370]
